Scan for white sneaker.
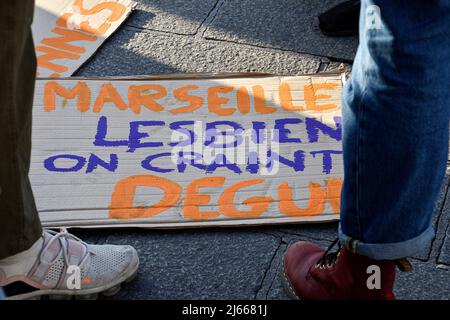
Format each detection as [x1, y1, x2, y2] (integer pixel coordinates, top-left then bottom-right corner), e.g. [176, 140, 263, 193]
[0, 228, 139, 300]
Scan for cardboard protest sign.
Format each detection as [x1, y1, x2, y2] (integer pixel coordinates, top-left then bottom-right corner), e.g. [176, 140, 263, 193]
[30, 73, 344, 228]
[32, 0, 135, 78]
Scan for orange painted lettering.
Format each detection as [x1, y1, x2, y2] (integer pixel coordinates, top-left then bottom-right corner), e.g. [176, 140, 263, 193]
[171, 85, 203, 114]
[41, 27, 97, 54]
[109, 175, 182, 219]
[44, 81, 90, 112]
[279, 82, 305, 111]
[208, 86, 235, 116]
[184, 177, 225, 220]
[218, 179, 273, 218]
[253, 85, 276, 114]
[278, 181, 326, 217]
[236, 87, 250, 114]
[128, 85, 166, 114]
[36, 46, 80, 74]
[93, 83, 127, 112]
[304, 83, 338, 111]
[325, 178, 343, 213]
[57, 0, 127, 35]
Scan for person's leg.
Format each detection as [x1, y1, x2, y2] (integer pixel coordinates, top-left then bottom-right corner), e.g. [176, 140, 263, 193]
[283, 0, 450, 299]
[0, 0, 42, 260]
[339, 0, 450, 260]
[0, 1, 140, 299]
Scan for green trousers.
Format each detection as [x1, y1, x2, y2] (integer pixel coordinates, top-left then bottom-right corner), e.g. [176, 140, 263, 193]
[0, 0, 42, 259]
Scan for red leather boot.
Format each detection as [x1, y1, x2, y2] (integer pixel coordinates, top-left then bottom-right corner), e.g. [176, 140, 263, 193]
[283, 239, 411, 300]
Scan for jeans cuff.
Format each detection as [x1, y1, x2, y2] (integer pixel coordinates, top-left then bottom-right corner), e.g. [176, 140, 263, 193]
[338, 224, 435, 260]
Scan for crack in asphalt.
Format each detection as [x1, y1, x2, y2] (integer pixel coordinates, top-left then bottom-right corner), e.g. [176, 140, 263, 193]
[428, 171, 450, 262]
[125, 24, 196, 36]
[264, 243, 288, 299]
[436, 213, 450, 266]
[276, 229, 337, 243]
[254, 238, 282, 299]
[122, 23, 325, 70]
[197, 0, 224, 37]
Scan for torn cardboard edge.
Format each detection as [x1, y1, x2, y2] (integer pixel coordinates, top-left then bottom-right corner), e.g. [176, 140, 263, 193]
[70, 1, 138, 77]
[37, 70, 344, 81]
[33, 0, 136, 77]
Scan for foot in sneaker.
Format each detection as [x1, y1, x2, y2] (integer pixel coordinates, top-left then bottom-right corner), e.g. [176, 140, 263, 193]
[0, 228, 139, 300]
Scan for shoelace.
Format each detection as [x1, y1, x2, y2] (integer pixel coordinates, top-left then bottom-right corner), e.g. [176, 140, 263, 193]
[315, 238, 341, 269]
[38, 228, 90, 268]
[314, 237, 414, 272]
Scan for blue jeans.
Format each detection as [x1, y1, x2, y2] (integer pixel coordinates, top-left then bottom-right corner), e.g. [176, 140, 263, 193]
[339, 0, 450, 260]
[0, 288, 5, 299]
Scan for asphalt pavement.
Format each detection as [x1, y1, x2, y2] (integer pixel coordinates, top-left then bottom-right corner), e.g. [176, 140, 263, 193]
[71, 0, 450, 299]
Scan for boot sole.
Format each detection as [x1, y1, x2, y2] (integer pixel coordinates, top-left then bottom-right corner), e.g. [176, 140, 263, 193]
[281, 256, 301, 300]
[7, 256, 139, 300]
